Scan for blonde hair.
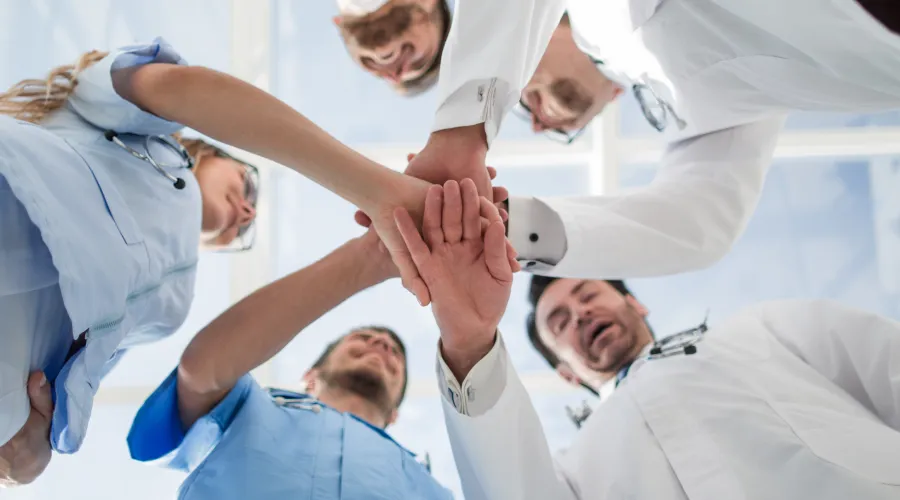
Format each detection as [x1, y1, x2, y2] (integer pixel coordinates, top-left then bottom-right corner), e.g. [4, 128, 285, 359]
[0, 50, 108, 124]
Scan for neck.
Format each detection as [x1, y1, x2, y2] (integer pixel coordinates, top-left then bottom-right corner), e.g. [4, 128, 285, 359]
[316, 385, 389, 428]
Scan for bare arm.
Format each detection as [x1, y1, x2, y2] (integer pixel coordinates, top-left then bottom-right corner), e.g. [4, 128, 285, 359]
[176, 232, 395, 430]
[112, 64, 403, 214]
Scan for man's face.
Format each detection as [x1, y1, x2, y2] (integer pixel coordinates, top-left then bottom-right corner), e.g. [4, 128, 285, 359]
[335, 0, 444, 85]
[520, 23, 622, 135]
[535, 280, 651, 381]
[316, 329, 407, 414]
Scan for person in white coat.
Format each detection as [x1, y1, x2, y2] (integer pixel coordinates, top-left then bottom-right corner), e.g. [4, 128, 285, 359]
[384, 0, 900, 285]
[394, 185, 900, 500]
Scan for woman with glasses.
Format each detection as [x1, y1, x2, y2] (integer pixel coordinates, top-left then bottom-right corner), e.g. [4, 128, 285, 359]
[0, 38, 449, 486]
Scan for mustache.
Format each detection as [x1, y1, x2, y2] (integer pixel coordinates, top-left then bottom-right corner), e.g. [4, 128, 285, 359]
[341, 4, 428, 49]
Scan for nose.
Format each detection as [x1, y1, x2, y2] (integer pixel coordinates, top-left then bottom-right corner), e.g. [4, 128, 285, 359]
[575, 307, 595, 330]
[369, 335, 392, 354]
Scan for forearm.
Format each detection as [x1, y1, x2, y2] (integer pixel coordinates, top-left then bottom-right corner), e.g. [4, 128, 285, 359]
[177, 237, 386, 424]
[118, 64, 401, 213]
[433, 0, 567, 145]
[438, 336, 577, 500]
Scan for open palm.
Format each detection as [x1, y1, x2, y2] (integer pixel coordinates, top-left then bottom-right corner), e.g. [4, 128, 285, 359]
[395, 180, 519, 346]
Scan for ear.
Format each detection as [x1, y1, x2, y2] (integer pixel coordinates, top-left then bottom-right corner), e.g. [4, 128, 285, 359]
[385, 408, 399, 427]
[332, 15, 344, 27]
[612, 86, 624, 98]
[625, 294, 649, 318]
[302, 369, 320, 395]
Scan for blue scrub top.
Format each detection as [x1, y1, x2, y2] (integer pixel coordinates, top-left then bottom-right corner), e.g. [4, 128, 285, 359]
[128, 372, 454, 500]
[0, 38, 202, 453]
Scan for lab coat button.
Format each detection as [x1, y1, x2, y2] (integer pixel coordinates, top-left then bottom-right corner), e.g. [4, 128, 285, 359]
[525, 261, 536, 268]
[466, 387, 474, 402]
[477, 86, 485, 102]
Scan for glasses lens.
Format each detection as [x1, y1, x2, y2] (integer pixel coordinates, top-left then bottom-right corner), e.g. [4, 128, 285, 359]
[515, 99, 581, 145]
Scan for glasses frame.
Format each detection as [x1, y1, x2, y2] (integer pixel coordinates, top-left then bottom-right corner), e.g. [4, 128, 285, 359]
[211, 149, 261, 253]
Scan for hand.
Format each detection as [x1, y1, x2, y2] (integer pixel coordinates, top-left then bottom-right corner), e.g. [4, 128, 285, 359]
[354, 154, 509, 228]
[403, 126, 497, 201]
[394, 179, 520, 381]
[0, 372, 53, 488]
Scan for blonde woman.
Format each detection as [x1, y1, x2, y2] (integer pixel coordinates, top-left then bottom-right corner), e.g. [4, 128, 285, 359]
[0, 38, 471, 486]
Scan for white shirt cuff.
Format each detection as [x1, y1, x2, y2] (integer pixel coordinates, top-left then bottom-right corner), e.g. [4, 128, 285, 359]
[507, 196, 567, 273]
[436, 333, 509, 417]
[432, 79, 518, 147]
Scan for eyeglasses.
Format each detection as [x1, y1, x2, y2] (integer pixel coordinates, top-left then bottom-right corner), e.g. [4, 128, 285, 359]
[514, 58, 687, 145]
[632, 81, 687, 133]
[212, 149, 260, 253]
[512, 99, 587, 145]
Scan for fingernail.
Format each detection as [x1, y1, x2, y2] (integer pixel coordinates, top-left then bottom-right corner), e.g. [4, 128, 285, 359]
[39, 374, 47, 387]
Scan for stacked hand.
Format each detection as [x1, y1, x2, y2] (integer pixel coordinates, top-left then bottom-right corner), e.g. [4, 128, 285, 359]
[359, 153, 508, 306]
[394, 179, 520, 382]
[0, 372, 53, 488]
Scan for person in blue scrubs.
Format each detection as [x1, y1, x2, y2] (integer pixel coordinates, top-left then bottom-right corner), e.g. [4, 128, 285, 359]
[128, 229, 453, 499]
[0, 37, 480, 486]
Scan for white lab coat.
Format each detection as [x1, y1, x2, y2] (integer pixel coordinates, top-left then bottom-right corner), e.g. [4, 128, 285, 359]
[436, 300, 900, 499]
[434, 0, 900, 279]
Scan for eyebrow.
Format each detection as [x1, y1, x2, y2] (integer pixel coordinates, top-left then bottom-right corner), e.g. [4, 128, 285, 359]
[570, 280, 588, 297]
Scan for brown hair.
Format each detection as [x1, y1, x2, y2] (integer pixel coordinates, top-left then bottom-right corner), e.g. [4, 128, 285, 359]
[0, 50, 108, 124]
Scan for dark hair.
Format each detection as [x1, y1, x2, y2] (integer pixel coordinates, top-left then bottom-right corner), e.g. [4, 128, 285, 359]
[391, 0, 452, 96]
[526, 276, 633, 369]
[312, 325, 409, 405]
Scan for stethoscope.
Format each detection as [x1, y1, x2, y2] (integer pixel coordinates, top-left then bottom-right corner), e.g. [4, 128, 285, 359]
[104, 130, 193, 189]
[565, 311, 710, 429]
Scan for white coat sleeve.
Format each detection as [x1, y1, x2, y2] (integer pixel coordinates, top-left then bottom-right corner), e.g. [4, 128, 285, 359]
[750, 299, 900, 432]
[509, 116, 786, 279]
[432, 0, 567, 146]
[436, 335, 579, 500]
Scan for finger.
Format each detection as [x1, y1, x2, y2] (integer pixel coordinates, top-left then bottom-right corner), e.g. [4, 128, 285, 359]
[393, 208, 432, 306]
[423, 185, 444, 248]
[479, 196, 504, 226]
[26, 372, 53, 422]
[507, 239, 522, 273]
[484, 222, 513, 282]
[461, 179, 481, 241]
[499, 207, 509, 222]
[492, 186, 509, 203]
[406, 153, 416, 162]
[442, 180, 463, 244]
[354, 210, 373, 228]
[394, 207, 432, 269]
[487, 166, 497, 180]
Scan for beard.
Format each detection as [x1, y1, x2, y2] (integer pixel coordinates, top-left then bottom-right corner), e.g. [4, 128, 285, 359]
[319, 365, 394, 416]
[341, 4, 430, 50]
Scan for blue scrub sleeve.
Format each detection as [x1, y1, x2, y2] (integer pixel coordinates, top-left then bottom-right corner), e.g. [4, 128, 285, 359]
[127, 370, 254, 473]
[68, 37, 187, 136]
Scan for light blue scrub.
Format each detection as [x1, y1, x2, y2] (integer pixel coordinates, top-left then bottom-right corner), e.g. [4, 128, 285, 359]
[128, 373, 454, 500]
[0, 38, 201, 451]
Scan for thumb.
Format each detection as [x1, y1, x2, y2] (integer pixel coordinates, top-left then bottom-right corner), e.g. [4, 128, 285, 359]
[27, 372, 53, 422]
[484, 222, 513, 282]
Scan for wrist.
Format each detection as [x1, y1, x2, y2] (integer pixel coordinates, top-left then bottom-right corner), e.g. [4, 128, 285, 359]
[428, 125, 488, 158]
[439, 330, 497, 383]
[341, 237, 391, 287]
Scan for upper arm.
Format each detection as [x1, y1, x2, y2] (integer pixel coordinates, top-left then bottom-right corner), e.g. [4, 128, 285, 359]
[751, 299, 900, 431]
[69, 37, 187, 136]
[128, 370, 254, 472]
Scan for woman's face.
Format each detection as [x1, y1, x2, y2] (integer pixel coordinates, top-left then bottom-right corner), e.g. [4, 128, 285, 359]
[193, 154, 257, 248]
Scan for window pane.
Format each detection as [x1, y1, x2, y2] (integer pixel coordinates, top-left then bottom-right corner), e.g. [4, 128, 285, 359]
[618, 156, 900, 331]
[620, 90, 900, 137]
[0, 0, 231, 91]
